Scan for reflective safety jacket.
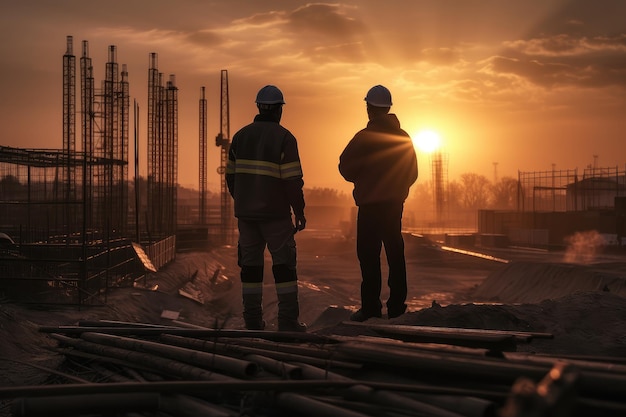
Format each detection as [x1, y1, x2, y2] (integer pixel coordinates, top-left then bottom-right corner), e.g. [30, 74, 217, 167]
[226, 113, 305, 221]
[339, 113, 418, 206]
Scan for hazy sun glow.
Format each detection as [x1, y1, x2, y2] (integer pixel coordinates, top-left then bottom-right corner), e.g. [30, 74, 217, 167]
[412, 129, 441, 153]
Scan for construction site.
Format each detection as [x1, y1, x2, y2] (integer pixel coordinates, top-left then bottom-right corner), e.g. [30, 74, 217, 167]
[2, 35, 626, 308]
[0, 36, 235, 307]
[2, 34, 626, 417]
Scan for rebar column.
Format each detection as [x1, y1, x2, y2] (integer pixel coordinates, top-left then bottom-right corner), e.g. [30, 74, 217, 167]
[199, 87, 208, 225]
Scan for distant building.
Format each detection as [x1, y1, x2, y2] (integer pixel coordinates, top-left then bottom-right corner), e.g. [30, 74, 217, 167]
[566, 176, 626, 211]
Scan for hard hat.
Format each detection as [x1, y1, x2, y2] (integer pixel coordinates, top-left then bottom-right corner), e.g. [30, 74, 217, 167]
[255, 85, 285, 105]
[364, 85, 392, 107]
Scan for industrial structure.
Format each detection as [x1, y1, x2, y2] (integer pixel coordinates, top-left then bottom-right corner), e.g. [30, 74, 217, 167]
[0, 36, 178, 306]
[199, 87, 208, 225]
[146, 52, 179, 240]
[214, 70, 235, 245]
[478, 164, 626, 248]
[431, 151, 449, 225]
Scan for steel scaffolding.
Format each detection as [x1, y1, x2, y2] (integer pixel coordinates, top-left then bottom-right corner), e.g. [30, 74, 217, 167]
[431, 151, 449, 225]
[215, 69, 235, 245]
[0, 37, 138, 306]
[146, 53, 178, 240]
[199, 87, 208, 225]
[62, 36, 76, 205]
[518, 169, 578, 212]
[517, 166, 626, 212]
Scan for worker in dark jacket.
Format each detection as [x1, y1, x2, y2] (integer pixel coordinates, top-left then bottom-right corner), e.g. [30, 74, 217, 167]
[226, 85, 307, 332]
[339, 85, 418, 322]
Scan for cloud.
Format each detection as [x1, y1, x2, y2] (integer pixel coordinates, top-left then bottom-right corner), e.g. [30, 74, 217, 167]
[490, 34, 626, 89]
[286, 3, 364, 39]
[225, 3, 370, 64]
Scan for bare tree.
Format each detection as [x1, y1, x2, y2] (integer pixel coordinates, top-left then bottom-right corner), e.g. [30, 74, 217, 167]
[490, 176, 518, 209]
[459, 172, 491, 209]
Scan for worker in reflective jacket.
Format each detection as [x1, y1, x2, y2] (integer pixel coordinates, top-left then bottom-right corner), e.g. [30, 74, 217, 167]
[226, 85, 307, 332]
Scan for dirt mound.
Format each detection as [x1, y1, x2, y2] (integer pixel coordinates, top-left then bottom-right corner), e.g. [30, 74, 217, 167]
[314, 291, 626, 357]
[472, 261, 626, 304]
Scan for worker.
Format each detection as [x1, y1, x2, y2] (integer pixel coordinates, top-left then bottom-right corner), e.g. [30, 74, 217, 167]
[339, 85, 418, 321]
[226, 85, 307, 332]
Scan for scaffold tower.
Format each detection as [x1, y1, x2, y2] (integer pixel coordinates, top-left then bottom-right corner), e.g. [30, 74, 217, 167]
[63, 36, 76, 198]
[215, 70, 235, 245]
[146, 53, 178, 239]
[199, 86, 208, 225]
[431, 151, 449, 225]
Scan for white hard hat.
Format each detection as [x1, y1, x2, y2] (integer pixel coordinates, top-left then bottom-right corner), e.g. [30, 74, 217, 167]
[255, 85, 285, 105]
[364, 85, 392, 107]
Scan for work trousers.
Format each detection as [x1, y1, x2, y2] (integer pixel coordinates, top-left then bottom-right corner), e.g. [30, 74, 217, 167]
[356, 201, 407, 316]
[237, 217, 298, 295]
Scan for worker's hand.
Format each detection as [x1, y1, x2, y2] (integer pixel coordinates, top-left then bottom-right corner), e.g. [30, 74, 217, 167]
[294, 215, 306, 233]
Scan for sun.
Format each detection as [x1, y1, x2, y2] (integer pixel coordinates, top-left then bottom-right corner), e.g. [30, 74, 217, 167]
[412, 129, 441, 153]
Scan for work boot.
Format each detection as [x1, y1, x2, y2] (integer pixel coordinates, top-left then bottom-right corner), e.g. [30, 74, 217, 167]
[277, 291, 307, 332]
[242, 293, 265, 330]
[387, 303, 407, 319]
[349, 308, 382, 322]
[272, 264, 307, 332]
[241, 265, 265, 330]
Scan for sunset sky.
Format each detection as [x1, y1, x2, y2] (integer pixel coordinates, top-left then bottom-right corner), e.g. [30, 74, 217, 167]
[1, 1, 625, 193]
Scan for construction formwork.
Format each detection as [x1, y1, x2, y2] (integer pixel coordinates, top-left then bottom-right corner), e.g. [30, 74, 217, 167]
[518, 166, 626, 213]
[0, 36, 159, 306]
[479, 165, 626, 248]
[0, 146, 139, 306]
[146, 53, 178, 241]
[517, 168, 578, 212]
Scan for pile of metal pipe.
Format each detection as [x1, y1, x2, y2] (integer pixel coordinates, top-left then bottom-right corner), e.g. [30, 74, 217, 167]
[1, 320, 625, 416]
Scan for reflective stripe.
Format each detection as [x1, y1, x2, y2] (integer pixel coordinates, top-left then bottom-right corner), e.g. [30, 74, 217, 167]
[226, 159, 235, 174]
[280, 161, 303, 179]
[242, 282, 263, 295]
[275, 280, 298, 294]
[235, 159, 281, 178]
[231, 159, 303, 179]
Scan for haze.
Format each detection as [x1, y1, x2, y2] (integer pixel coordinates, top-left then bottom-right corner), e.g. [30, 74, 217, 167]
[1, 1, 625, 193]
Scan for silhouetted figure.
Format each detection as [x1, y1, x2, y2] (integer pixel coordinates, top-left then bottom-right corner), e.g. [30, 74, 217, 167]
[339, 85, 418, 322]
[226, 85, 307, 332]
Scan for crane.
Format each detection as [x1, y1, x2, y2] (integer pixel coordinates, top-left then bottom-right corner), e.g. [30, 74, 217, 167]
[215, 70, 234, 244]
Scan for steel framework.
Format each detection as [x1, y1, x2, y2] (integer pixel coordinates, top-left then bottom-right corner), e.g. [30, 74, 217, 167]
[199, 87, 208, 225]
[146, 53, 178, 239]
[0, 37, 139, 306]
[431, 151, 449, 225]
[518, 165, 626, 212]
[215, 70, 235, 245]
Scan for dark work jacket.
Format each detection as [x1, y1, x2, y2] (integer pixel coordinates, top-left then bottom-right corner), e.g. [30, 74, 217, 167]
[339, 113, 418, 206]
[226, 113, 305, 220]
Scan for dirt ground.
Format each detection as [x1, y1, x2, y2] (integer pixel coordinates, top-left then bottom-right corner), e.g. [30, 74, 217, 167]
[2, 231, 626, 394]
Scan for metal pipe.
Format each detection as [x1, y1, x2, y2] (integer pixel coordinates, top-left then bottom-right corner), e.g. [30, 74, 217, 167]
[409, 393, 496, 417]
[243, 354, 303, 379]
[78, 319, 180, 329]
[275, 392, 370, 417]
[50, 333, 234, 381]
[11, 393, 160, 417]
[81, 332, 258, 378]
[338, 341, 626, 400]
[39, 325, 337, 343]
[160, 334, 360, 370]
[215, 337, 338, 359]
[330, 334, 499, 358]
[159, 394, 236, 417]
[296, 362, 471, 417]
[0, 380, 508, 400]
